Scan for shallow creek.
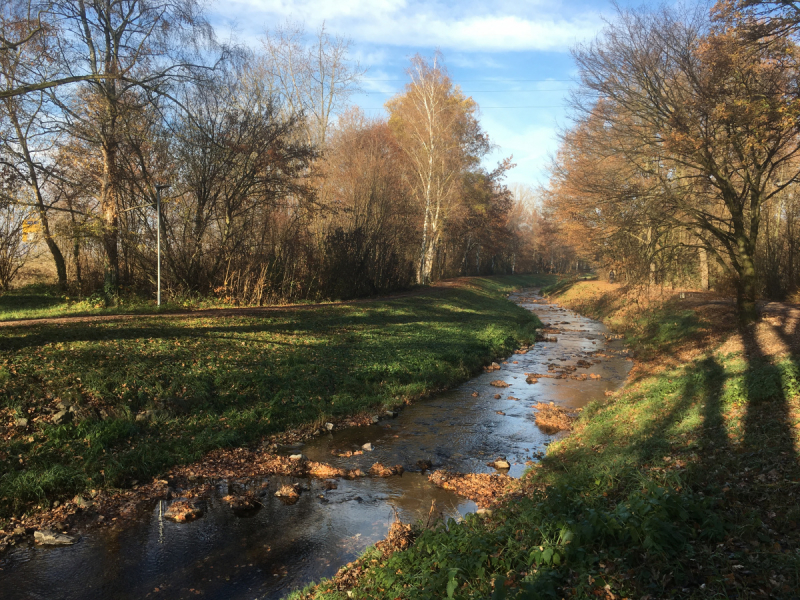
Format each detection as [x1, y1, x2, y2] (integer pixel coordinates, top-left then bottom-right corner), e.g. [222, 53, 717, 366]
[0, 291, 632, 600]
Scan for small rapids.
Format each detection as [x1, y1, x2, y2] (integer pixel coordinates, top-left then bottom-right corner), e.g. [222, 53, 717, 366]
[0, 291, 632, 600]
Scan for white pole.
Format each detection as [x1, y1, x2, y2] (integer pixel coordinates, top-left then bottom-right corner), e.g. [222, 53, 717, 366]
[156, 187, 161, 306]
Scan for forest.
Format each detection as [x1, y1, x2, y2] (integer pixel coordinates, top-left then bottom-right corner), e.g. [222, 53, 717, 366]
[0, 1, 568, 306]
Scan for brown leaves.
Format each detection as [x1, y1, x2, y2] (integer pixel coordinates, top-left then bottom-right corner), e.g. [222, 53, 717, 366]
[533, 402, 577, 434]
[427, 470, 515, 508]
[369, 463, 404, 477]
[164, 499, 202, 523]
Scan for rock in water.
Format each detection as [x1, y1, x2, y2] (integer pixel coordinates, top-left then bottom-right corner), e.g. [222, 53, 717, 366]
[164, 499, 203, 522]
[362, 442, 374, 451]
[222, 494, 260, 511]
[490, 380, 510, 388]
[275, 484, 301, 504]
[34, 530, 77, 545]
[492, 458, 511, 470]
[289, 453, 306, 461]
[369, 462, 404, 477]
[417, 459, 433, 471]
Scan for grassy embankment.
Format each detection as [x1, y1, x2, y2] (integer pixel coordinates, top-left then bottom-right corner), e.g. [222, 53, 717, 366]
[297, 279, 800, 599]
[0, 275, 550, 524]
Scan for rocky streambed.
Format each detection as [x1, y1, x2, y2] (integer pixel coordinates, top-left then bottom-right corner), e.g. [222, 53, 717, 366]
[0, 290, 632, 600]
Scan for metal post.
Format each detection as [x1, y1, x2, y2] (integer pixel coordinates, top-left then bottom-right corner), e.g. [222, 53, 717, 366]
[156, 187, 161, 306]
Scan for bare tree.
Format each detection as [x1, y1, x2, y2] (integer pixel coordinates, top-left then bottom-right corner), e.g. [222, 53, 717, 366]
[261, 21, 365, 147]
[159, 63, 315, 294]
[0, 4, 68, 286]
[0, 200, 31, 289]
[48, 0, 214, 297]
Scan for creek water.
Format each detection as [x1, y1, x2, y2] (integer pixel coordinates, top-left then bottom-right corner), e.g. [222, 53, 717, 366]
[0, 291, 632, 600]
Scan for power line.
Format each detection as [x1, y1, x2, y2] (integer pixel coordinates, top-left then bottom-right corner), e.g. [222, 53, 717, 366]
[363, 89, 573, 93]
[362, 78, 575, 82]
[359, 105, 570, 109]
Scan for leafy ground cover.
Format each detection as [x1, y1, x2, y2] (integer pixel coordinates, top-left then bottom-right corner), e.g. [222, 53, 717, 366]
[0, 275, 551, 524]
[295, 282, 800, 599]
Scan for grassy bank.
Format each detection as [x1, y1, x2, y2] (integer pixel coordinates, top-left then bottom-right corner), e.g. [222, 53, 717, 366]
[0, 275, 551, 522]
[298, 282, 800, 599]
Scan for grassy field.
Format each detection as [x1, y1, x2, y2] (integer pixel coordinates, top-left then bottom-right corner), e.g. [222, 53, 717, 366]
[0, 275, 551, 524]
[296, 282, 800, 599]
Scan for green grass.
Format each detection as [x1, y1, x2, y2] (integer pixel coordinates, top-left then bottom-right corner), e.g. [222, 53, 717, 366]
[0, 275, 552, 521]
[0, 284, 201, 321]
[296, 285, 800, 599]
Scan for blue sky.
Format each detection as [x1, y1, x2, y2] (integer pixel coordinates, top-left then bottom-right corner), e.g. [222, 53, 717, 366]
[208, 0, 643, 189]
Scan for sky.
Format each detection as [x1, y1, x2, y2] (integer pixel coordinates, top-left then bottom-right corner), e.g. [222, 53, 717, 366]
[207, 0, 644, 190]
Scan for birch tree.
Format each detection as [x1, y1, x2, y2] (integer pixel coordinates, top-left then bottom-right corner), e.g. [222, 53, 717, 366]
[386, 53, 488, 284]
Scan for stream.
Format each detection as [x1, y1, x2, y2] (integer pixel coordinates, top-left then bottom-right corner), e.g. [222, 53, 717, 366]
[0, 290, 632, 600]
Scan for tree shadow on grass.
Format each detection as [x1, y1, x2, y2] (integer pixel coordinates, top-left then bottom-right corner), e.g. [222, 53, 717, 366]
[736, 327, 800, 594]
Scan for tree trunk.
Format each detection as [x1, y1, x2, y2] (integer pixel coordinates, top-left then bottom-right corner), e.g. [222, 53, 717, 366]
[42, 226, 67, 288]
[101, 141, 120, 299]
[736, 240, 759, 324]
[416, 211, 430, 285]
[419, 235, 436, 284]
[7, 108, 67, 287]
[699, 247, 709, 291]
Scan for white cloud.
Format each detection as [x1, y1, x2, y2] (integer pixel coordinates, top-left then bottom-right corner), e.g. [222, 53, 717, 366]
[214, 0, 604, 53]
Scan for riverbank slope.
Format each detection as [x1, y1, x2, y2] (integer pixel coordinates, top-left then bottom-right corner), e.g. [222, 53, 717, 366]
[300, 280, 800, 599]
